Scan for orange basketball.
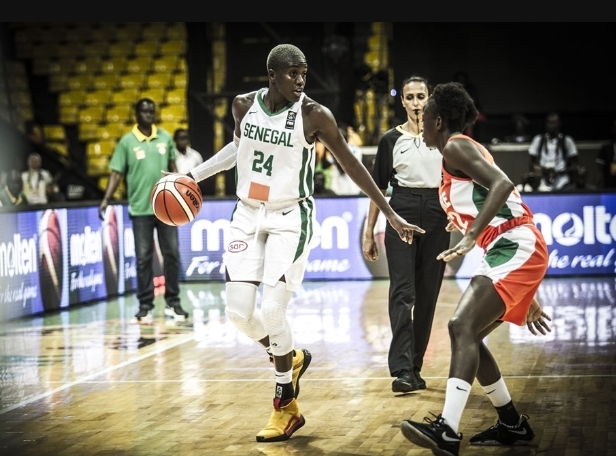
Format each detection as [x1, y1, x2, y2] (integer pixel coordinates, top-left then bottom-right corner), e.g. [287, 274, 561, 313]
[151, 174, 202, 226]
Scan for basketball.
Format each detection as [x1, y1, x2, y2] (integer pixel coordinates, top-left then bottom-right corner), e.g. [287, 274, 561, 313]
[151, 174, 202, 226]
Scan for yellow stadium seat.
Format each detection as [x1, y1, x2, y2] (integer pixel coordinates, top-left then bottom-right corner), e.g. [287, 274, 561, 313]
[87, 140, 117, 158]
[49, 73, 69, 92]
[108, 41, 135, 58]
[152, 55, 178, 73]
[91, 73, 120, 90]
[146, 72, 172, 89]
[48, 58, 74, 76]
[83, 89, 113, 107]
[43, 124, 67, 142]
[59, 105, 79, 124]
[105, 104, 132, 123]
[166, 23, 187, 40]
[114, 23, 143, 41]
[10, 91, 32, 107]
[133, 40, 160, 56]
[118, 73, 145, 90]
[111, 88, 139, 106]
[141, 88, 165, 104]
[67, 74, 93, 91]
[56, 41, 86, 60]
[78, 122, 101, 141]
[164, 88, 185, 105]
[125, 56, 152, 74]
[98, 56, 128, 74]
[82, 41, 111, 59]
[159, 104, 186, 123]
[159, 39, 186, 56]
[141, 23, 168, 41]
[78, 105, 105, 124]
[47, 141, 69, 157]
[171, 72, 187, 89]
[72, 57, 102, 75]
[98, 123, 127, 141]
[58, 90, 86, 107]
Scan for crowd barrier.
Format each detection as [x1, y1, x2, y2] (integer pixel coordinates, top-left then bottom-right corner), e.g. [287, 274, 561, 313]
[1, 192, 615, 320]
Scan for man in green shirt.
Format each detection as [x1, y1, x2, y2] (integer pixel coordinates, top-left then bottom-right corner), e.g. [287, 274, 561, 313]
[98, 98, 189, 322]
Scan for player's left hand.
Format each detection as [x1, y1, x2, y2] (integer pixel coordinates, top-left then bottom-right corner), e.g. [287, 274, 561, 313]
[526, 297, 552, 336]
[437, 236, 476, 262]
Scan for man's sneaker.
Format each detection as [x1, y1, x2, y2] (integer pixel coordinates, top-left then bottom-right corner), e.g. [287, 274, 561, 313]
[469, 414, 535, 446]
[401, 413, 462, 456]
[256, 398, 305, 442]
[164, 304, 189, 320]
[134, 307, 153, 323]
[292, 349, 311, 399]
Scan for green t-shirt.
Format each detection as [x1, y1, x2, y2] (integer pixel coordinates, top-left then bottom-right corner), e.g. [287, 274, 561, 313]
[108, 125, 176, 216]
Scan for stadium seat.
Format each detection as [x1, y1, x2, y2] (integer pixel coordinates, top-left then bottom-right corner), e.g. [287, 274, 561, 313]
[99, 56, 128, 74]
[164, 88, 186, 105]
[91, 73, 120, 90]
[56, 41, 86, 60]
[166, 23, 187, 40]
[141, 88, 165, 104]
[114, 23, 143, 42]
[159, 104, 186, 123]
[43, 124, 67, 142]
[160, 39, 186, 56]
[125, 56, 152, 74]
[78, 105, 105, 124]
[118, 73, 145, 90]
[59, 105, 79, 125]
[82, 41, 110, 59]
[111, 88, 139, 106]
[146, 72, 172, 89]
[98, 123, 127, 141]
[72, 57, 102, 75]
[83, 89, 113, 107]
[78, 122, 101, 141]
[152, 55, 178, 73]
[105, 104, 132, 123]
[171, 72, 187, 89]
[58, 90, 86, 107]
[67, 74, 94, 91]
[134, 40, 160, 57]
[108, 41, 135, 58]
[141, 22, 168, 41]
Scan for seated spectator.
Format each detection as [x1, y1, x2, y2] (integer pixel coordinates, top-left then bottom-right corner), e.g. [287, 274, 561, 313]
[21, 152, 54, 204]
[596, 118, 616, 190]
[524, 112, 579, 192]
[0, 169, 28, 207]
[314, 171, 337, 196]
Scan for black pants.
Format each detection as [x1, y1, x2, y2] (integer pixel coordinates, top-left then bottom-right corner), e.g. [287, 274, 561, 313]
[132, 215, 181, 310]
[385, 187, 450, 377]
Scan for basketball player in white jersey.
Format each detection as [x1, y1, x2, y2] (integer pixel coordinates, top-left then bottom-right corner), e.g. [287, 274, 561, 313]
[185, 44, 424, 443]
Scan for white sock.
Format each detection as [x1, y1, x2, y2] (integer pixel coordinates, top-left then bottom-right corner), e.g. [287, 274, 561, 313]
[275, 369, 293, 384]
[441, 378, 472, 434]
[481, 377, 511, 408]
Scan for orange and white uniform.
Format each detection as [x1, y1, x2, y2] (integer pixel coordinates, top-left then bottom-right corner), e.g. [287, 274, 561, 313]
[439, 134, 548, 325]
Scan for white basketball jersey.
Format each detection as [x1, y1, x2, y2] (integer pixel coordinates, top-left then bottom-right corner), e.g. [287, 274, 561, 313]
[236, 89, 315, 205]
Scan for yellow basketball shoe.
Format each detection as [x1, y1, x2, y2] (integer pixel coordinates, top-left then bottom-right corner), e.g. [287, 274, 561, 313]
[292, 349, 311, 399]
[255, 398, 305, 442]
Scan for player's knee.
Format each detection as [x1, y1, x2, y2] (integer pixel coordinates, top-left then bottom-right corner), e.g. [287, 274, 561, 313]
[225, 282, 258, 321]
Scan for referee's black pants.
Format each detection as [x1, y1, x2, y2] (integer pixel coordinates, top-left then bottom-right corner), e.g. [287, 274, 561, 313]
[384, 186, 450, 377]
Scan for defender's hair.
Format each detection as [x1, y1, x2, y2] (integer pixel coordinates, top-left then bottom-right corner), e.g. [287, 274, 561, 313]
[430, 82, 479, 132]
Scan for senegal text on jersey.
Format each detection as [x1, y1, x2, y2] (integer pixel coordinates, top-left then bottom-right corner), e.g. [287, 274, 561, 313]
[242, 123, 293, 147]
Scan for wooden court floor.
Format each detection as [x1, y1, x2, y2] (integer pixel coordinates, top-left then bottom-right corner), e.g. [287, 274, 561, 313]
[1, 276, 615, 456]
